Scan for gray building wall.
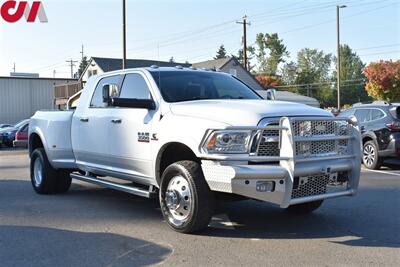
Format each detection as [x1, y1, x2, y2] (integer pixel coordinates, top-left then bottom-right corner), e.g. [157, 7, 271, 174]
[221, 61, 264, 91]
[0, 77, 76, 124]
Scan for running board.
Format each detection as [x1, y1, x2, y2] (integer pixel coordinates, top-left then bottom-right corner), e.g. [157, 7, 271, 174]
[70, 173, 156, 198]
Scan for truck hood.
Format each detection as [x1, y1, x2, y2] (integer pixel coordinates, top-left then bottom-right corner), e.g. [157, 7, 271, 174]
[170, 99, 332, 126]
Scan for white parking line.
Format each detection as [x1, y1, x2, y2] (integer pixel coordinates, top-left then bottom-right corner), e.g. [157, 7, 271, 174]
[362, 168, 400, 177]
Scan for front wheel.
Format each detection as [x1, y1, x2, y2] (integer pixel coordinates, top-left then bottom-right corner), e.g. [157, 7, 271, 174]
[159, 161, 214, 233]
[30, 148, 71, 194]
[362, 141, 382, 170]
[286, 200, 323, 214]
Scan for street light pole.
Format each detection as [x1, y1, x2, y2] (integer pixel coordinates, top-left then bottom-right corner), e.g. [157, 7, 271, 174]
[336, 5, 346, 110]
[122, 0, 127, 69]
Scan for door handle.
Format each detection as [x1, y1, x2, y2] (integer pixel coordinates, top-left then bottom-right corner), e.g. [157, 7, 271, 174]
[111, 118, 122, 124]
[80, 117, 89, 122]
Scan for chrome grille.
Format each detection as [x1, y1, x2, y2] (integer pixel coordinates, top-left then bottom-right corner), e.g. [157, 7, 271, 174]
[295, 140, 349, 158]
[291, 175, 329, 199]
[257, 121, 280, 157]
[293, 119, 350, 159]
[292, 120, 349, 137]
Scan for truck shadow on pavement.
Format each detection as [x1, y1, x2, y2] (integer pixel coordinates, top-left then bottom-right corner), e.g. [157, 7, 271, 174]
[0, 225, 172, 267]
[1, 180, 399, 250]
[205, 190, 400, 249]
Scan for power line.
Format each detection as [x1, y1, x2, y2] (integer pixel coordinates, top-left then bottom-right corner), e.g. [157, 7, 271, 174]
[359, 50, 400, 56]
[66, 59, 78, 78]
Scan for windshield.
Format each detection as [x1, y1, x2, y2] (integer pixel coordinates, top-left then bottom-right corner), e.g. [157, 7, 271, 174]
[150, 71, 261, 102]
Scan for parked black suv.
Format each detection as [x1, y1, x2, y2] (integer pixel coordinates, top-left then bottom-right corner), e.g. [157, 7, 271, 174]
[339, 101, 400, 169]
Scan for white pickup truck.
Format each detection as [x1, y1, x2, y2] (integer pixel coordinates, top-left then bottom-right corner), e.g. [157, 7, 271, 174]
[29, 67, 361, 233]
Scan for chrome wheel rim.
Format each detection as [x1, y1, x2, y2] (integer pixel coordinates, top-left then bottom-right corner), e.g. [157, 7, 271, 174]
[363, 144, 375, 167]
[33, 158, 43, 187]
[164, 175, 192, 226]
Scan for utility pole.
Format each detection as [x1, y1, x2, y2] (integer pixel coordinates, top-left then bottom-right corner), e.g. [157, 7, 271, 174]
[80, 45, 84, 61]
[12, 63, 16, 73]
[66, 59, 78, 78]
[336, 5, 347, 110]
[122, 0, 127, 69]
[236, 15, 250, 70]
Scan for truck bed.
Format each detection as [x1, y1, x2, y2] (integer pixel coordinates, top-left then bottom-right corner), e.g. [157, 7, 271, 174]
[29, 110, 76, 169]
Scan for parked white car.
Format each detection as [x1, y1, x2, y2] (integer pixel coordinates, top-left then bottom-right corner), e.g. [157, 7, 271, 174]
[29, 67, 361, 233]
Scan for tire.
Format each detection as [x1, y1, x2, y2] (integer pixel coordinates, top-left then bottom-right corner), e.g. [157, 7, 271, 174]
[362, 140, 382, 170]
[159, 160, 214, 233]
[30, 148, 72, 194]
[286, 200, 323, 214]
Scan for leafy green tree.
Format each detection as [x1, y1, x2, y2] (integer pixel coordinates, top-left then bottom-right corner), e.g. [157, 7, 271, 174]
[281, 61, 297, 85]
[214, 44, 227, 59]
[333, 44, 369, 105]
[76, 56, 88, 79]
[295, 48, 334, 107]
[169, 57, 175, 63]
[255, 33, 289, 75]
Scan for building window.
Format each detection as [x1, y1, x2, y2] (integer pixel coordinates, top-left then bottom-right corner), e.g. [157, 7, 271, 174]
[229, 69, 237, 77]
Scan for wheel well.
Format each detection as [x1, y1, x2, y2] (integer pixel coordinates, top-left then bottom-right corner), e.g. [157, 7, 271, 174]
[156, 142, 199, 185]
[362, 136, 373, 145]
[29, 133, 44, 156]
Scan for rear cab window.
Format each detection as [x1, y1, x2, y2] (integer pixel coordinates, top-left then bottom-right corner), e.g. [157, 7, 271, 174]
[90, 75, 122, 108]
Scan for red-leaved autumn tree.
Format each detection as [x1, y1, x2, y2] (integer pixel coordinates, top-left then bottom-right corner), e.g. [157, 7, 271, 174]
[255, 75, 281, 88]
[363, 60, 400, 102]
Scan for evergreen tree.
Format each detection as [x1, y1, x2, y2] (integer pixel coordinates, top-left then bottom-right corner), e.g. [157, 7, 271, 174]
[76, 56, 88, 79]
[214, 45, 227, 59]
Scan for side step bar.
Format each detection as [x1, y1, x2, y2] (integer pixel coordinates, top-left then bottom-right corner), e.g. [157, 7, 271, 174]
[70, 173, 156, 198]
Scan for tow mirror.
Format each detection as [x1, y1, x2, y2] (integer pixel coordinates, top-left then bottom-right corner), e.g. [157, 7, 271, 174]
[102, 84, 110, 104]
[102, 84, 119, 105]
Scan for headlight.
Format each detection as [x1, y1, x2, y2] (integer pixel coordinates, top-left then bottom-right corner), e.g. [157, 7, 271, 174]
[202, 130, 252, 154]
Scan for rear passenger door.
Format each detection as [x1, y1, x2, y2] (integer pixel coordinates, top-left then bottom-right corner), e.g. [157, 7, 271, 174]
[107, 72, 156, 183]
[73, 74, 122, 170]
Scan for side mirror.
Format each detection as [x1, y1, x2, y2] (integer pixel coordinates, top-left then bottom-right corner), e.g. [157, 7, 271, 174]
[349, 115, 358, 126]
[102, 84, 120, 105]
[111, 98, 156, 110]
[266, 88, 276, 100]
[102, 84, 110, 104]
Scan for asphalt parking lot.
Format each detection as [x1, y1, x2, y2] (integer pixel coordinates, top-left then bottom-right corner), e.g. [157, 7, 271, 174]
[0, 150, 399, 266]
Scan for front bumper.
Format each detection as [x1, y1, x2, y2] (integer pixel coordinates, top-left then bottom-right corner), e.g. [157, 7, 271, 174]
[200, 117, 361, 208]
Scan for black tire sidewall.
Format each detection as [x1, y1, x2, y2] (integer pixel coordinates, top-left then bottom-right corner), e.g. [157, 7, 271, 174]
[30, 148, 56, 194]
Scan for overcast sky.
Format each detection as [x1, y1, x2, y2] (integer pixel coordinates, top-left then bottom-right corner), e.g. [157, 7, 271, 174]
[0, 0, 399, 78]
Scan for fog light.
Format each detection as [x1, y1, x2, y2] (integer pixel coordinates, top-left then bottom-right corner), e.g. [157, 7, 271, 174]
[256, 181, 275, 192]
